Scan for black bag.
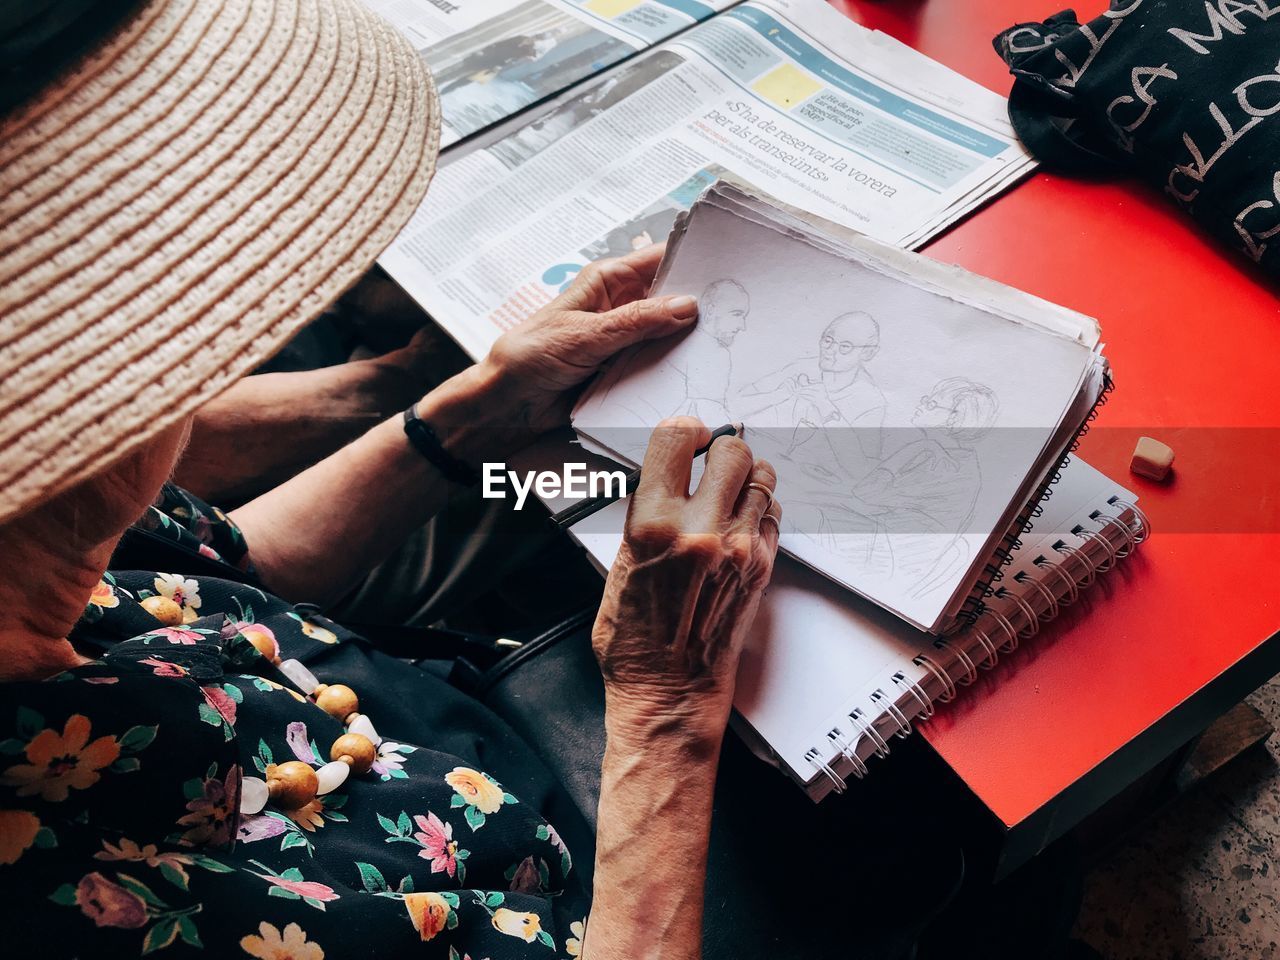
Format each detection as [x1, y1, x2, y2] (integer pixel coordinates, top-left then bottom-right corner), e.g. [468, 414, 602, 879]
[994, 1, 1280, 279]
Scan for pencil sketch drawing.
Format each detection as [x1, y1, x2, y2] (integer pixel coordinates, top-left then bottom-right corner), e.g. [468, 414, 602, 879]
[579, 276, 1002, 599]
[740, 310, 887, 470]
[786, 376, 1000, 597]
[582, 279, 751, 433]
[667, 279, 750, 423]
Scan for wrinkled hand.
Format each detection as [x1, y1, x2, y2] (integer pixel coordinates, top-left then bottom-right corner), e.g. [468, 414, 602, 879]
[479, 243, 697, 436]
[593, 417, 783, 746]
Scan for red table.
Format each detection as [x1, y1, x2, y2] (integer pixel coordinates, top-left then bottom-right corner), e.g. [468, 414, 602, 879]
[830, 0, 1280, 868]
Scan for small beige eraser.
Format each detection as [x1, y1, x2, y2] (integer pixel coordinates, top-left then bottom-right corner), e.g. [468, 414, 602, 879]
[1131, 436, 1174, 481]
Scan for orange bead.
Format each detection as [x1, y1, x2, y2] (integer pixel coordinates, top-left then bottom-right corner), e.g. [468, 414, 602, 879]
[330, 733, 377, 775]
[242, 628, 279, 663]
[140, 595, 184, 626]
[266, 761, 318, 810]
[315, 684, 359, 722]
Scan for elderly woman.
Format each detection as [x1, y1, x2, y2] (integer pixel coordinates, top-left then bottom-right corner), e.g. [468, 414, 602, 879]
[0, 2, 783, 957]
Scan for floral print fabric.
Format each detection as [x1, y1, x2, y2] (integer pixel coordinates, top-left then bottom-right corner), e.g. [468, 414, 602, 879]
[134, 484, 254, 573]
[0, 491, 590, 957]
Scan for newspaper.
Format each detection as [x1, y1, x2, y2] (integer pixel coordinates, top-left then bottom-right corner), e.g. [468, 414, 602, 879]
[376, 0, 1034, 360]
[362, 0, 737, 147]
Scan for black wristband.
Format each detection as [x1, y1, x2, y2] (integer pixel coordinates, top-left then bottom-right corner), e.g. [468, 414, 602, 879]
[402, 404, 480, 486]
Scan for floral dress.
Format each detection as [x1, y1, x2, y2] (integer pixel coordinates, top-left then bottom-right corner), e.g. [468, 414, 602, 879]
[0, 486, 590, 958]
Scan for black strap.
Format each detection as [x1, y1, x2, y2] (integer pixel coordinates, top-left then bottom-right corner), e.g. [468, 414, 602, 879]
[1007, 78, 1127, 177]
[402, 404, 480, 486]
[111, 526, 263, 587]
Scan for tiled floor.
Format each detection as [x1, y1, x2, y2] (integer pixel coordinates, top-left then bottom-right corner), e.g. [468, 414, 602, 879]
[1075, 680, 1280, 960]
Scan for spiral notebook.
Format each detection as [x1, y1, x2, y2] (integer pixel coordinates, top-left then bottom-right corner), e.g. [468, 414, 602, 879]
[731, 455, 1146, 798]
[559, 454, 1146, 798]
[560, 183, 1149, 798]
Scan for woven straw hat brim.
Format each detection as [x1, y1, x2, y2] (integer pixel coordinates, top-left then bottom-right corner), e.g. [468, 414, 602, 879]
[0, 0, 440, 524]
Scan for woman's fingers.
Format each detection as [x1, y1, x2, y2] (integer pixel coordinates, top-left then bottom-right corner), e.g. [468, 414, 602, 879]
[693, 435, 755, 520]
[614, 241, 666, 282]
[759, 499, 783, 557]
[733, 458, 778, 529]
[635, 417, 711, 502]
[569, 294, 699, 367]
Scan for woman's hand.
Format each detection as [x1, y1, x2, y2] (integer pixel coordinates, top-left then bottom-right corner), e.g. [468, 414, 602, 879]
[231, 249, 694, 605]
[584, 418, 781, 960]
[485, 243, 696, 430]
[592, 416, 783, 748]
[422, 244, 698, 461]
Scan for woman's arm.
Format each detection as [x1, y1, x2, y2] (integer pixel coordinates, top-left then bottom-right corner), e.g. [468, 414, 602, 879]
[174, 341, 433, 505]
[228, 245, 699, 605]
[586, 419, 783, 959]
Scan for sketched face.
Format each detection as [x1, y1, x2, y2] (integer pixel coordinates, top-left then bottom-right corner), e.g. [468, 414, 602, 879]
[700, 280, 750, 348]
[818, 312, 879, 373]
[912, 392, 955, 430]
[912, 378, 998, 442]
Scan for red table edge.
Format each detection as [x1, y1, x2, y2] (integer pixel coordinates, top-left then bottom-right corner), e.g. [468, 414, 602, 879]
[985, 628, 1280, 874]
[814, 0, 1280, 868]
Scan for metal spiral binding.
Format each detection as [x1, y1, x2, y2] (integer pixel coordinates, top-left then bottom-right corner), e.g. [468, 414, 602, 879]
[1053, 541, 1097, 588]
[806, 747, 848, 793]
[959, 374, 1114, 625]
[935, 637, 979, 685]
[1092, 503, 1145, 558]
[995, 587, 1040, 638]
[848, 708, 891, 758]
[871, 689, 914, 739]
[968, 626, 1001, 670]
[981, 607, 1020, 653]
[805, 482, 1149, 791]
[1073, 525, 1118, 573]
[913, 653, 957, 703]
[891, 671, 934, 719]
[826, 728, 868, 778]
[1109, 497, 1150, 545]
[1014, 570, 1060, 621]
[1033, 556, 1079, 604]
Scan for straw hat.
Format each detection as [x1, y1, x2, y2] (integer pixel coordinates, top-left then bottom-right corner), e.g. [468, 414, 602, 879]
[0, 0, 441, 524]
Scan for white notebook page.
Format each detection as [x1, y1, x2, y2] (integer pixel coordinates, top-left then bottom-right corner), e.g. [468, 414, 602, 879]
[572, 200, 1098, 630]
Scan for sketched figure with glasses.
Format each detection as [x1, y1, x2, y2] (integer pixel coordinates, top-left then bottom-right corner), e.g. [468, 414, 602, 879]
[741, 311, 887, 477]
[828, 377, 1002, 594]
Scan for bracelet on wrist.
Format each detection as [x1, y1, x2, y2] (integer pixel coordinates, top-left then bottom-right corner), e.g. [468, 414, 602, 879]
[402, 404, 480, 486]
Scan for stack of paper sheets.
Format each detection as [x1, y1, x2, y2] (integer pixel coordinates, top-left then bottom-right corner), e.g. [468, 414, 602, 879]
[572, 183, 1110, 634]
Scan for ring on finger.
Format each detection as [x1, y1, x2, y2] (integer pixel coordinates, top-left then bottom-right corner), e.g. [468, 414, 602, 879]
[746, 481, 775, 511]
[760, 511, 781, 534]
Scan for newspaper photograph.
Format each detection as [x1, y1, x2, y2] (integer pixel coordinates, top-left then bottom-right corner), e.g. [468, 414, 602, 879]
[364, 0, 733, 145]
[379, 0, 1035, 359]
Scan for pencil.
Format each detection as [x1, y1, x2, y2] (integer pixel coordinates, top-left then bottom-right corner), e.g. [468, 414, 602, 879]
[551, 422, 743, 529]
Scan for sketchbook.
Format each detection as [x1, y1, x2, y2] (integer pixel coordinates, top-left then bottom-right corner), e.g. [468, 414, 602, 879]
[555, 184, 1148, 796]
[573, 182, 1113, 633]
[551, 449, 1147, 798]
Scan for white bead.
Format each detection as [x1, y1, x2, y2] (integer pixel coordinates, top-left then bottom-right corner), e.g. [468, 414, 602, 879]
[315, 760, 350, 796]
[240, 776, 269, 815]
[347, 713, 382, 746]
[278, 658, 320, 695]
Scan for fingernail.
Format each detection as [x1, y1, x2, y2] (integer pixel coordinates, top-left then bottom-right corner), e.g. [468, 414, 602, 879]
[667, 295, 698, 320]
